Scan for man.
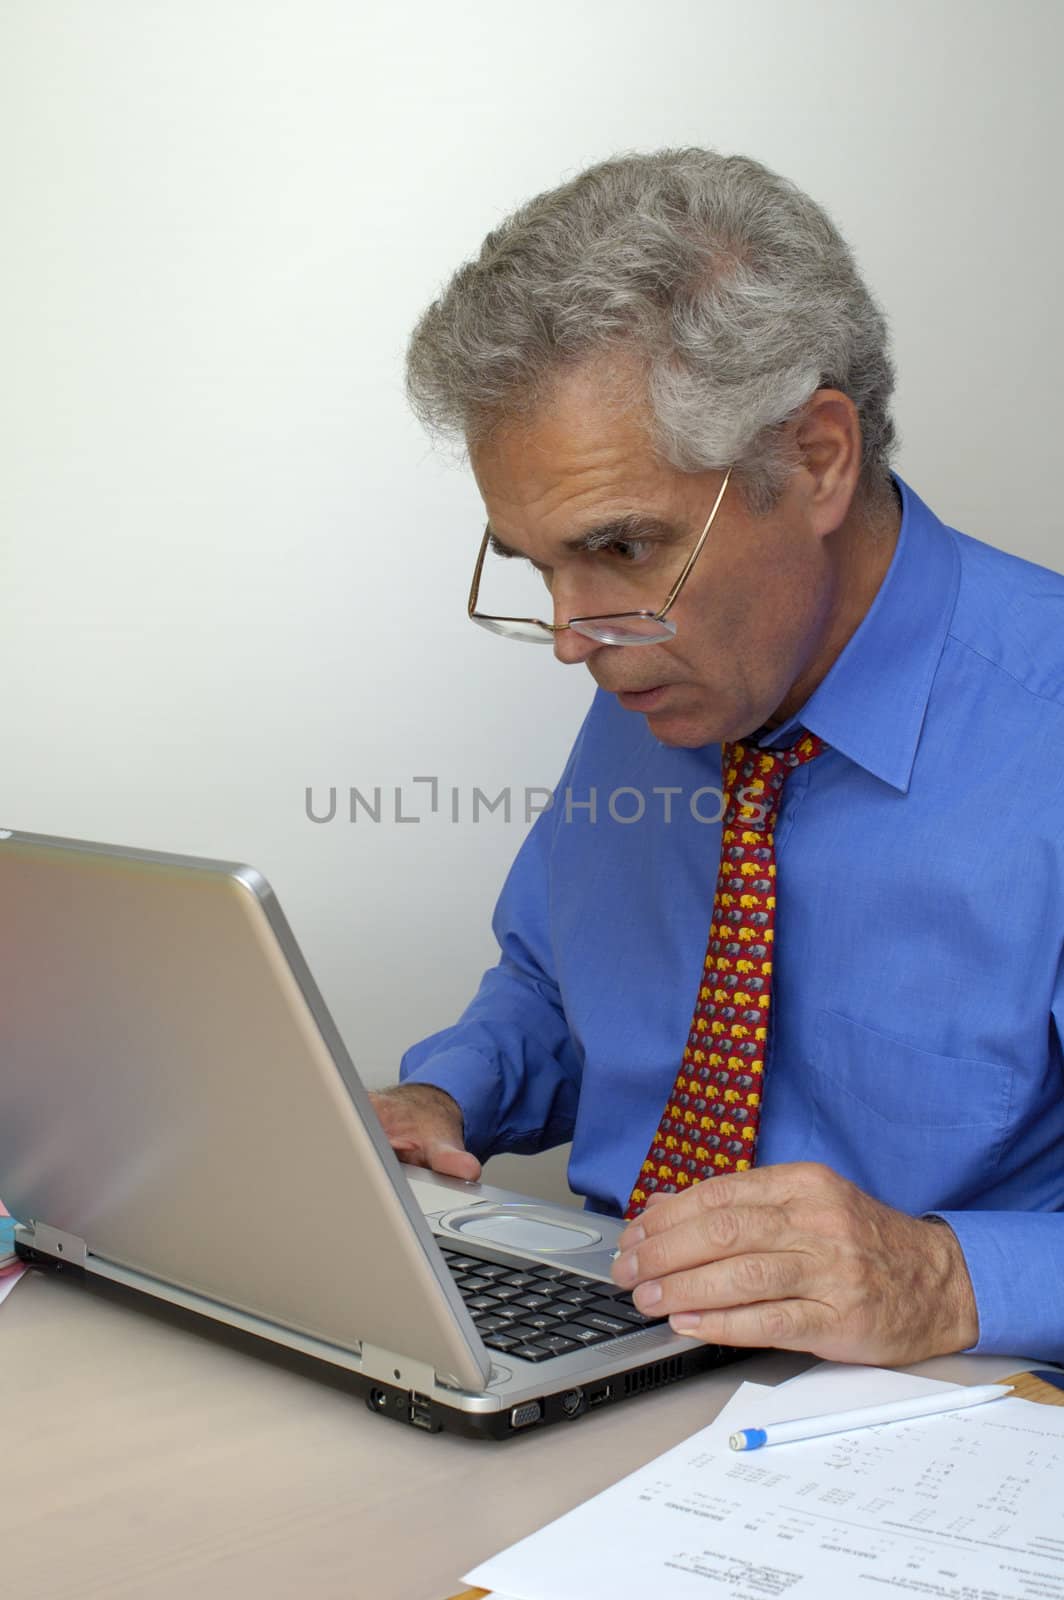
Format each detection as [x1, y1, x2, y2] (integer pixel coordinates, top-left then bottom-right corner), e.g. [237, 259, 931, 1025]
[371, 149, 1064, 1366]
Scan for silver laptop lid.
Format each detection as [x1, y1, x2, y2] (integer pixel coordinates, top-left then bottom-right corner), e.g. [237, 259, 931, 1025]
[0, 829, 491, 1391]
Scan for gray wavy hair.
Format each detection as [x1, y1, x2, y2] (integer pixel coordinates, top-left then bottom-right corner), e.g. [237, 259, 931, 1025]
[406, 148, 897, 515]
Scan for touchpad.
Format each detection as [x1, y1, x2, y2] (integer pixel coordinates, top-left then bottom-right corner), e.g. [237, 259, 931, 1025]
[446, 1206, 603, 1253]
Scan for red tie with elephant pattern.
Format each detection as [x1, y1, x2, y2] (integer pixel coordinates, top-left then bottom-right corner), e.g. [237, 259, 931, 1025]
[624, 732, 826, 1221]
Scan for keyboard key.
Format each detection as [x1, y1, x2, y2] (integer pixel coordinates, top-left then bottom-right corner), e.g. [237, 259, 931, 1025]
[483, 1333, 522, 1352]
[486, 1284, 523, 1302]
[574, 1311, 631, 1337]
[472, 1314, 510, 1333]
[556, 1287, 598, 1306]
[535, 1334, 581, 1355]
[504, 1322, 548, 1342]
[499, 1273, 539, 1289]
[466, 1294, 501, 1311]
[530, 1265, 567, 1281]
[511, 1343, 554, 1363]
[519, 1313, 561, 1332]
[588, 1297, 663, 1327]
[553, 1321, 609, 1346]
[466, 1262, 509, 1280]
[512, 1292, 553, 1311]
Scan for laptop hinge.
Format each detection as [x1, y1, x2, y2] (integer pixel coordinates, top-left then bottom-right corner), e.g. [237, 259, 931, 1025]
[359, 1342, 444, 1394]
[16, 1220, 88, 1267]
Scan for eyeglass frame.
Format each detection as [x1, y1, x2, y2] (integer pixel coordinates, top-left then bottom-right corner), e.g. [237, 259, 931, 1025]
[467, 465, 733, 646]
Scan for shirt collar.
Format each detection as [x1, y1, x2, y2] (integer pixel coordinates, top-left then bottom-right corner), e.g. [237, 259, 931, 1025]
[757, 473, 960, 793]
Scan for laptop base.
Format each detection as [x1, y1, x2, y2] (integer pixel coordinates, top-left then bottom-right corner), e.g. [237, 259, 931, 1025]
[15, 1245, 749, 1440]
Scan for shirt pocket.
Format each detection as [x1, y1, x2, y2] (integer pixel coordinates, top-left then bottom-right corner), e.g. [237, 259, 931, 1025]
[805, 1008, 1013, 1214]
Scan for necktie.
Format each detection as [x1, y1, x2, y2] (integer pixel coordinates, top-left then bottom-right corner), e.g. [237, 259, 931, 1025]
[624, 731, 826, 1221]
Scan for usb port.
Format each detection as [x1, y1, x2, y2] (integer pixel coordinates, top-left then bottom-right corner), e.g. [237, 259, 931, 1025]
[409, 1403, 436, 1431]
[588, 1384, 612, 1408]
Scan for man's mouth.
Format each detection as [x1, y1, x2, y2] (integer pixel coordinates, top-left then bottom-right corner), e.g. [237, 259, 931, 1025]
[614, 684, 671, 710]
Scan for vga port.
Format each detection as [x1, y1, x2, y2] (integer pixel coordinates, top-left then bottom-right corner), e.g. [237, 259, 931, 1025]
[509, 1401, 543, 1429]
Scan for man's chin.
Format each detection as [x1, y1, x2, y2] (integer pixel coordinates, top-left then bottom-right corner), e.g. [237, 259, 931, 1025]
[643, 705, 721, 749]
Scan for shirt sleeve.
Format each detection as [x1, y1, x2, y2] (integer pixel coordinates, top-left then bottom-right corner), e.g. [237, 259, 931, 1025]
[929, 944, 1064, 1363]
[399, 724, 588, 1162]
[927, 1211, 1064, 1361]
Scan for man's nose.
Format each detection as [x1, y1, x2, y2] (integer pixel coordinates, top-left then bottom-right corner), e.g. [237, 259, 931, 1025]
[552, 622, 601, 666]
[547, 578, 603, 665]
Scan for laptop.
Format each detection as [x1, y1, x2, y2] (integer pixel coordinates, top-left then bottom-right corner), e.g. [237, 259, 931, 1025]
[0, 828, 742, 1438]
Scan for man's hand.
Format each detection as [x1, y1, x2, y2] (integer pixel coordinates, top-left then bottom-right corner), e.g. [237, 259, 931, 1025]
[611, 1162, 979, 1366]
[369, 1083, 482, 1182]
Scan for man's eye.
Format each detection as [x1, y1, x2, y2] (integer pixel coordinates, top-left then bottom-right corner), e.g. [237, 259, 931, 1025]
[604, 538, 652, 563]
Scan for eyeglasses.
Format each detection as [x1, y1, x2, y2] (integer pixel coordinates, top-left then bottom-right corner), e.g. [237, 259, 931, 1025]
[467, 467, 733, 647]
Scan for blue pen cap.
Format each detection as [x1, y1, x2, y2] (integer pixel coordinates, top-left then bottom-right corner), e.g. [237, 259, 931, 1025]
[729, 1427, 767, 1451]
[0, 1216, 19, 1269]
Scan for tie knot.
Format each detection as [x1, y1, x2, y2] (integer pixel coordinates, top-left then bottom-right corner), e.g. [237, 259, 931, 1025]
[720, 732, 827, 832]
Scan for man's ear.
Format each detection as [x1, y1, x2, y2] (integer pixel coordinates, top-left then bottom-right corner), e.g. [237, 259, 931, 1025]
[795, 388, 863, 537]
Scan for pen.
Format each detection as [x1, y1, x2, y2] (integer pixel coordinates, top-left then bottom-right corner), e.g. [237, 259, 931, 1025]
[729, 1382, 1013, 1451]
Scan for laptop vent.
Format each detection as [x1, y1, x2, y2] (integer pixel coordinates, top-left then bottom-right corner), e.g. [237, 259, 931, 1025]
[623, 1358, 684, 1397]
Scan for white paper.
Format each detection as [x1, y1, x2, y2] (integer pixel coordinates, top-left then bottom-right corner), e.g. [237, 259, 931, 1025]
[0, 1267, 24, 1307]
[771, 1359, 963, 1410]
[467, 1376, 1064, 1600]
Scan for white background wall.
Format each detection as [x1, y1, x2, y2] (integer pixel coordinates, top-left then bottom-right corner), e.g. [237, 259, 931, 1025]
[2, 3, 1060, 1193]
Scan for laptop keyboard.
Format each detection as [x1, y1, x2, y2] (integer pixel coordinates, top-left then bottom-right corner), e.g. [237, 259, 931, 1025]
[440, 1245, 667, 1363]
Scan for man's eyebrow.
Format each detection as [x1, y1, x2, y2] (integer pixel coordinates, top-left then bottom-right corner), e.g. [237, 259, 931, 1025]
[486, 514, 679, 560]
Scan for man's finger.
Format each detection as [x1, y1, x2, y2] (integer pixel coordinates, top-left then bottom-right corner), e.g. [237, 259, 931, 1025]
[666, 1295, 835, 1354]
[426, 1140, 482, 1182]
[613, 1204, 796, 1290]
[389, 1136, 432, 1169]
[628, 1247, 810, 1318]
[620, 1162, 834, 1251]
[619, 1173, 774, 1251]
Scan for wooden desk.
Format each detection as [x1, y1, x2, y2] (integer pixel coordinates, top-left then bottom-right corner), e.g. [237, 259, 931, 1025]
[0, 1270, 1018, 1600]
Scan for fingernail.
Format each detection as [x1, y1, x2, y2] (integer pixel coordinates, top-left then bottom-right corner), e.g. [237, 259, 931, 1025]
[622, 1224, 645, 1248]
[613, 1251, 638, 1287]
[670, 1312, 700, 1331]
[635, 1280, 662, 1308]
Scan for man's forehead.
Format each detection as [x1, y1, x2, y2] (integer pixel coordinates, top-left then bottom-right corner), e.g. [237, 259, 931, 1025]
[473, 407, 653, 488]
[470, 373, 674, 535]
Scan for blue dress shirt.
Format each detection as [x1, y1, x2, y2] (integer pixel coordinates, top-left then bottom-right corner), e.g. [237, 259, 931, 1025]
[402, 475, 1064, 1361]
